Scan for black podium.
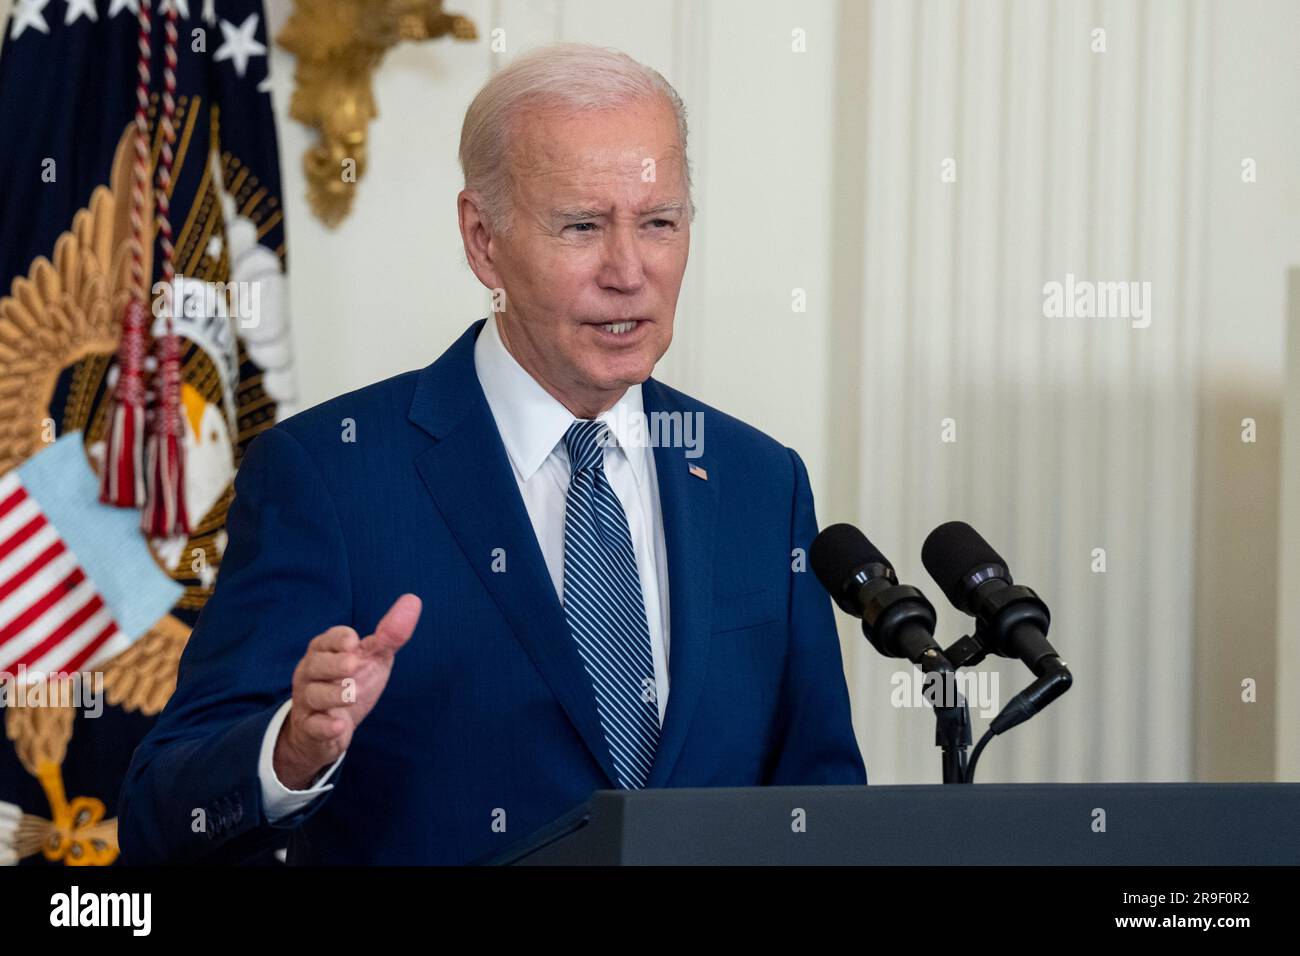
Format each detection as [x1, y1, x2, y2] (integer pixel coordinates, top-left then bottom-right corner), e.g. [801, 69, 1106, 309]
[483, 783, 1300, 865]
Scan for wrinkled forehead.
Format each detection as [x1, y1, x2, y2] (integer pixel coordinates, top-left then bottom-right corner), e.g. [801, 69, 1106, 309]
[508, 97, 687, 203]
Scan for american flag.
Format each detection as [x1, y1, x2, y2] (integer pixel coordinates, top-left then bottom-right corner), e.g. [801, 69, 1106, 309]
[0, 0, 284, 860]
[0, 435, 181, 682]
[0, 468, 126, 678]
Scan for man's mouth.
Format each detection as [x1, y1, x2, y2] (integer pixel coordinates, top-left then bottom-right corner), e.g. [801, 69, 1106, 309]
[585, 318, 650, 338]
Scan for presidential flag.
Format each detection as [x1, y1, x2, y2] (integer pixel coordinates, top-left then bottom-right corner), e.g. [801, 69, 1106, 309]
[0, 0, 294, 865]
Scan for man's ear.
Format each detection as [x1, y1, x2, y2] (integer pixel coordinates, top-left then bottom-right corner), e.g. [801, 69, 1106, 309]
[457, 189, 504, 291]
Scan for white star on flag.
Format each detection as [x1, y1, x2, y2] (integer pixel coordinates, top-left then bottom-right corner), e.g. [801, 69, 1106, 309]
[159, 0, 191, 18]
[214, 14, 267, 78]
[64, 0, 99, 25]
[108, 0, 141, 18]
[9, 0, 51, 40]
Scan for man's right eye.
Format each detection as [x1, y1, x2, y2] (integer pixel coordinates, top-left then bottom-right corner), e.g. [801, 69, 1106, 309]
[566, 223, 596, 233]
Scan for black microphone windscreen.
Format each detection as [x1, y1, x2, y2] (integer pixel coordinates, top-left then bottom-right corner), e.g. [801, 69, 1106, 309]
[921, 521, 1007, 609]
[810, 523, 891, 597]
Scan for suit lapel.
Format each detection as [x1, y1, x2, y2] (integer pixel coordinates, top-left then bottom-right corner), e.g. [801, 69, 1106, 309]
[409, 321, 619, 787]
[643, 378, 717, 787]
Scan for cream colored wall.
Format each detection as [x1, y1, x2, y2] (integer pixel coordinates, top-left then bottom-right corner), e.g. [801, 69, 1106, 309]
[265, 0, 493, 417]
[1278, 271, 1300, 780]
[1191, 0, 1299, 781]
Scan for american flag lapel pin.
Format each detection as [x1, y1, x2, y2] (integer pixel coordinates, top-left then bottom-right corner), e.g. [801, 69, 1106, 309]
[688, 463, 708, 481]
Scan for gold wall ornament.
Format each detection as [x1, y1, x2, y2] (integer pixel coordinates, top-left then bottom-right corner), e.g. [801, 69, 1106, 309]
[277, 0, 477, 228]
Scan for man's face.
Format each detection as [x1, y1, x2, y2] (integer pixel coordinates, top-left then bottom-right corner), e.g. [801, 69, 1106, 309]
[463, 96, 691, 416]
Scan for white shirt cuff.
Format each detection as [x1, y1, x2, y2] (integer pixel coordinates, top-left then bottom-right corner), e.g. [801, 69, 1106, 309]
[258, 698, 345, 823]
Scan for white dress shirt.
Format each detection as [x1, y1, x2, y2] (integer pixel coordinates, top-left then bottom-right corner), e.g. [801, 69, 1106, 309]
[259, 316, 672, 821]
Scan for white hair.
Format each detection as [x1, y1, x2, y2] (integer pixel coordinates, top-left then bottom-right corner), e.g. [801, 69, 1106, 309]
[458, 42, 694, 234]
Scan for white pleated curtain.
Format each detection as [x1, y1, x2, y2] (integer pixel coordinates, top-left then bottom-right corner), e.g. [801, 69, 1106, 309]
[844, 0, 1208, 784]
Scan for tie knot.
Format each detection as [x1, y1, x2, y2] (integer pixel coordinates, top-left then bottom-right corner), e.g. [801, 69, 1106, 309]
[564, 419, 612, 473]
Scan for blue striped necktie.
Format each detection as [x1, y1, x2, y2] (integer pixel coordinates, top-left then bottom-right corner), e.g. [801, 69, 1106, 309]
[561, 419, 660, 789]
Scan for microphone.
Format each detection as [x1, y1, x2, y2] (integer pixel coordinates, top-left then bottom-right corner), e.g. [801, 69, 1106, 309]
[813, 523, 972, 784]
[921, 521, 1072, 744]
[810, 523, 951, 672]
[921, 521, 1061, 677]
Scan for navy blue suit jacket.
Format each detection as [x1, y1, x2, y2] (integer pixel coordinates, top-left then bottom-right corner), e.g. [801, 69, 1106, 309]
[119, 320, 866, 864]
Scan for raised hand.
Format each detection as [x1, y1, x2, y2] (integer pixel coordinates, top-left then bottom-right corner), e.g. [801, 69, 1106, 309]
[272, 594, 422, 789]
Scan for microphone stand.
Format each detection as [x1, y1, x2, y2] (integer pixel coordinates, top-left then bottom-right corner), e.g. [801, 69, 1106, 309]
[917, 652, 971, 784]
[936, 631, 1073, 783]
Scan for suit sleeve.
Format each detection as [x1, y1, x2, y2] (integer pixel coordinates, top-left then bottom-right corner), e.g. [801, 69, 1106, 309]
[762, 448, 868, 786]
[117, 426, 353, 863]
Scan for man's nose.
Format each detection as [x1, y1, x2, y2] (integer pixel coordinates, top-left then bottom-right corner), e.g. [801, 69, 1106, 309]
[597, 225, 647, 292]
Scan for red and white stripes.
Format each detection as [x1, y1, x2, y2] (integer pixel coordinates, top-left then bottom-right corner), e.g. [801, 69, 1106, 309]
[0, 474, 124, 678]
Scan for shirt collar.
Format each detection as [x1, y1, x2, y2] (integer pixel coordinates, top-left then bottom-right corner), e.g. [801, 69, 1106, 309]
[473, 315, 649, 484]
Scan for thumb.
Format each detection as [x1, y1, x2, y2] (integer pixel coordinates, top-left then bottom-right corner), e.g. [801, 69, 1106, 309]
[362, 593, 422, 661]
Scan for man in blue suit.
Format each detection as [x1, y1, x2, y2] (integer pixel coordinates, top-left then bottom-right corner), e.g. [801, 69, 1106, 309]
[119, 43, 865, 865]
